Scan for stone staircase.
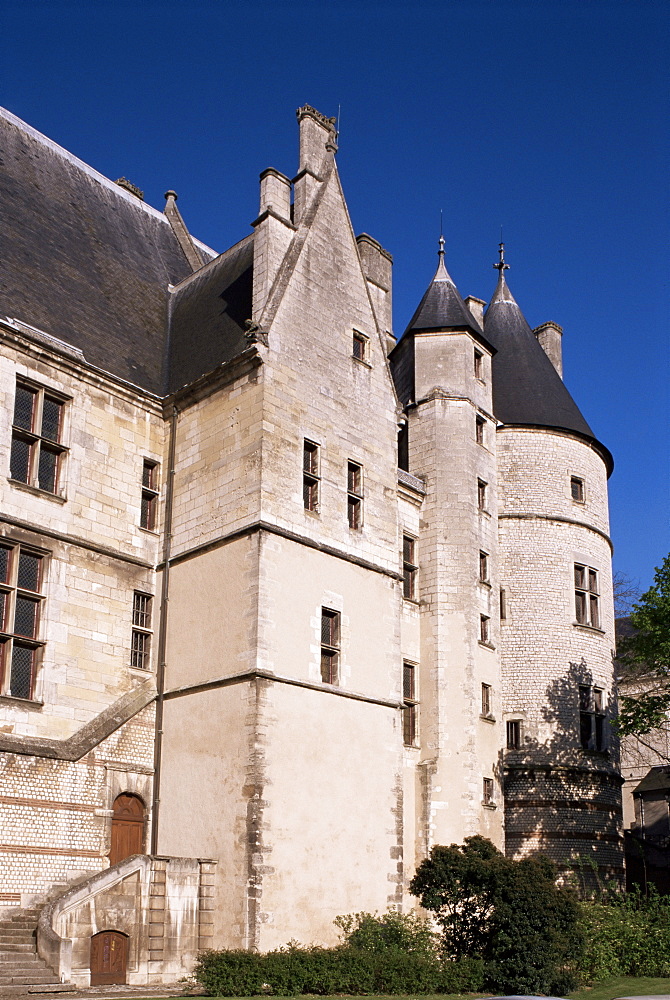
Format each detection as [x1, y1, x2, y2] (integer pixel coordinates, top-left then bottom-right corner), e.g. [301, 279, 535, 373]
[0, 903, 68, 995]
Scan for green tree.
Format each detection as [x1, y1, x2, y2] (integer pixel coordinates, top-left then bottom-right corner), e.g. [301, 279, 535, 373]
[617, 553, 670, 740]
[409, 837, 582, 994]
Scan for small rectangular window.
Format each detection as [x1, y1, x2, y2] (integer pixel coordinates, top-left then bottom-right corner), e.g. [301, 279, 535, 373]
[474, 349, 483, 379]
[130, 591, 153, 669]
[403, 662, 418, 746]
[10, 379, 67, 495]
[479, 551, 489, 583]
[480, 615, 490, 644]
[140, 460, 159, 531]
[574, 563, 599, 628]
[303, 440, 320, 512]
[482, 777, 494, 806]
[320, 608, 340, 684]
[403, 536, 418, 600]
[571, 476, 585, 502]
[475, 415, 485, 445]
[477, 479, 487, 511]
[352, 330, 368, 363]
[347, 462, 363, 529]
[506, 719, 521, 749]
[481, 682, 492, 717]
[0, 543, 46, 699]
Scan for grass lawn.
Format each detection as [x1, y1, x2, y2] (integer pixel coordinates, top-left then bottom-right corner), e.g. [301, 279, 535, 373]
[171, 983, 670, 1000]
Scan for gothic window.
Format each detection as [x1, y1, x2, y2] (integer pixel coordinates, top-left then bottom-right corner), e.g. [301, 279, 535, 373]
[140, 460, 159, 530]
[347, 462, 363, 529]
[10, 379, 67, 494]
[303, 440, 320, 512]
[131, 592, 153, 669]
[574, 564, 600, 628]
[0, 543, 46, 699]
[320, 608, 340, 684]
[403, 662, 418, 746]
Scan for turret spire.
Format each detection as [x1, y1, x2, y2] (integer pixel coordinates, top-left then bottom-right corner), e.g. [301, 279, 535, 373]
[493, 240, 509, 276]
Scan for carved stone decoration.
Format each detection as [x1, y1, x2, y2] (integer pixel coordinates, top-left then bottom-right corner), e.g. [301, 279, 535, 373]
[244, 319, 269, 348]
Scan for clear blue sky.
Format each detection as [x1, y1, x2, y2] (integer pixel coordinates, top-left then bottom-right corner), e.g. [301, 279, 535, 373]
[4, 0, 668, 593]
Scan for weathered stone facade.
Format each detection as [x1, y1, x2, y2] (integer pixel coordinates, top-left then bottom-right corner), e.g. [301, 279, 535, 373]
[0, 102, 622, 984]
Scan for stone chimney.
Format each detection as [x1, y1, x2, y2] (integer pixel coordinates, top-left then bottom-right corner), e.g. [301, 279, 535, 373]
[464, 296, 486, 330]
[293, 105, 337, 224]
[534, 321, 563, 379]
[251, 169, 295, 321]
[356, 234, 393, 348]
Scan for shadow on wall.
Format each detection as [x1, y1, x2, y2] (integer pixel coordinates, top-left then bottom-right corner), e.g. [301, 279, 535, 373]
[501, 658, 623, 895]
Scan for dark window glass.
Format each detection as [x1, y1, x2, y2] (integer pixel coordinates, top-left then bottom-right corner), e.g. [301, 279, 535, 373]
[303, 441, 318, 475]
[13, 386, 36, 431]
[506, 720, 521, 749]
[38, 447, 58, 493]
[14, 597, 38, 638]
[571, 476, 584, 502]
[131, 630, 150, 669]
[41, 397, 63, 442]
[0, 592, 7, 632]
[0, 547, 10, 584]
[10, 645, 34, 699]
[17, 552, 41, 592]
[320, 649, 338, 685]
[10, 437, 31, 483]
[133, 593, 152, 628]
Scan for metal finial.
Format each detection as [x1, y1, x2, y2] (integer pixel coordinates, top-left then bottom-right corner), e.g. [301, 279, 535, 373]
[438, 234, 445, 258]
[493, 239, 509, 274]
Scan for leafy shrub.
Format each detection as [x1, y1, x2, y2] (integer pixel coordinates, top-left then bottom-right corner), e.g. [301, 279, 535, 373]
[194, 949, 266, 997]
[334, 909, 438, 955]
[578, 890, 670, 981]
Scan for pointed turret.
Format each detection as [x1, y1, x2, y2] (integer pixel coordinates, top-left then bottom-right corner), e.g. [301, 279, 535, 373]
[404, 236, 485, 337]
[483, 246, 611, 469]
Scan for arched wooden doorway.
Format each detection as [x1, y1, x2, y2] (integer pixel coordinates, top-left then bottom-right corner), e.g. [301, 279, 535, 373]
[109, 793, 144, 865]
[90, 930, 128, 985]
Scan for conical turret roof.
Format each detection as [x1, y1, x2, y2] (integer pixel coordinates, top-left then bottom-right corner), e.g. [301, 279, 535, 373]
[484, 268, 611, 469]
[404, 240, 485, 338]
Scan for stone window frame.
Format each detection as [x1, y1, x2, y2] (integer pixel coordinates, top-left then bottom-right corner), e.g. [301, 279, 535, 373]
[479, 614, 493, 647]
[479, 550, 489, 584]
[402, 535, 418, 601]
[477, 478, 488, 512]
[475, 414, 485, 446]
[320, 607, 340, 685]
[130, 591, 153, 671]
[140, 460, 159, 531]
[0, 541, 48, 701]
[347, 461, 363, 530]
[579, 684, 607, 751]
[482, 777, 495, 808]
[474, 348, 484, 381]
[352, 330, 370, 365]
[574, 563, 600, 629]
[9, 377, 69, 498]
[506, 718, 522, 749]
[403, 660, 419, 747]
[570, 475, 585, 503]
[480, 682, 493, 719]
[303, 439, 320, 513]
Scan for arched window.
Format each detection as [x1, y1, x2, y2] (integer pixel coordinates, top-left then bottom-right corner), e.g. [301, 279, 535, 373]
[109, 793, 145, 865]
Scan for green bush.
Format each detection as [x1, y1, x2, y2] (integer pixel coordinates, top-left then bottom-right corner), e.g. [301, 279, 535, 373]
[334, 909, 438, 956]
[579, 891, 670, 982]
[194, 949, 266, 997]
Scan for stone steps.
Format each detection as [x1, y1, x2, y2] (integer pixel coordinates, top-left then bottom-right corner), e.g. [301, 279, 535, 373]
[0, 903, 61, 991]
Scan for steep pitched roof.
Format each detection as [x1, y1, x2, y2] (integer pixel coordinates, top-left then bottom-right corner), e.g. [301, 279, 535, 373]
[0, 107, 199, 393]
[403, 244, 485, 338]
[166, 236, 254, 393]
[484, 270, 601, 444]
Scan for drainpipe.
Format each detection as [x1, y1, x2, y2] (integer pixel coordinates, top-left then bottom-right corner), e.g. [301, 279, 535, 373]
[151, 404, 178, 856]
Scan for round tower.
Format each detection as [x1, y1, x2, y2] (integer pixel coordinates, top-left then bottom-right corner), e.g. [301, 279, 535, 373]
[484, 249, 623, 888]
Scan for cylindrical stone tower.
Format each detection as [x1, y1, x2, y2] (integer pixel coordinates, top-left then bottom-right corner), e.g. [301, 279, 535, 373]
[484, 257, 623, 887]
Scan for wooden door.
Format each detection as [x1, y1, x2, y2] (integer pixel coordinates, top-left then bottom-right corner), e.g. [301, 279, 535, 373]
[90, 930, 128, 986]
[109, 793, 144, 865]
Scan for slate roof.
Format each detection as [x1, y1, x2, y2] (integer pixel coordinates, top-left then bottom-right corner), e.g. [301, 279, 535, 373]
[0, 108, 209, 393]
[634, 766, 670, 795]
[167, 236, 254, 393]
[484, 271, 611, 470]
[403, 250, 486, 339]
